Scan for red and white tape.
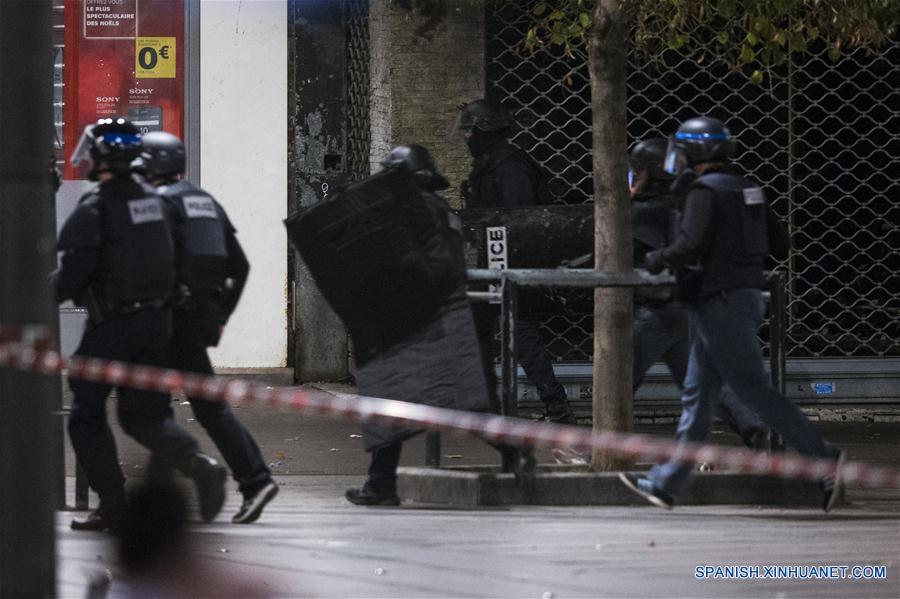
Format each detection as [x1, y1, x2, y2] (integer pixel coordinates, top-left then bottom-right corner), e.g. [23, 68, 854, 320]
[1, 326, 898, 490]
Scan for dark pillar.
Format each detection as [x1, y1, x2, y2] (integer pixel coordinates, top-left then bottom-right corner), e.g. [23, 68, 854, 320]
[0, 1, 58, 596]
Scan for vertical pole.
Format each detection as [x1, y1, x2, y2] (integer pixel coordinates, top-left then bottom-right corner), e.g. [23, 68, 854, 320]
[769, 271, 787, 395]
[0, 1, 58, 596]
[499, 276, 519, 473]
[424, 432, 441, 468]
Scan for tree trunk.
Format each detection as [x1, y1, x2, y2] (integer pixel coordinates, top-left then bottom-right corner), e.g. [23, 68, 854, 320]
[588, 0, 633, 470]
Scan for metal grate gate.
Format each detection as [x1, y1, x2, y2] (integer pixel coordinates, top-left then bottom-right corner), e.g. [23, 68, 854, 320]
[345, 0, 371, 182]
[486, 0, 900, 363]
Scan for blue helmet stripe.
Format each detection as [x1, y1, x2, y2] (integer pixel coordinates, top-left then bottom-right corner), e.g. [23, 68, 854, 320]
[98, 132, 141, 146]
[674, 131, 730, 140]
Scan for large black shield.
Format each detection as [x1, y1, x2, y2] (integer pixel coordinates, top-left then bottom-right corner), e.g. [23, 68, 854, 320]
[284, 169, 457, 362]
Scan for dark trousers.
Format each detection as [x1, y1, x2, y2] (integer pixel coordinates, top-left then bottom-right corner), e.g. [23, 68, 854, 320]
[68, 308, 199, 501]
[472, 303, 565, 408]
[170, 323, 271, 497]
[365, 443, 403, 494]
[633, 301, 769, 445]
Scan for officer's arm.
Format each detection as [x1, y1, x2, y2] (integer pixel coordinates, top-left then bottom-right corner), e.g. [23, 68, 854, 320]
[54, 202, 102, 303]
[766, 205, 791, 261]
[496, 161, 538, 207]
[220, 232, 250, 322]
[54, 249, 99, 303]
[650, 187, 715, 271]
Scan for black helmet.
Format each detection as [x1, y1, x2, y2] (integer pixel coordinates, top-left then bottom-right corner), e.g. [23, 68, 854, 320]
[664, 117, 737, 174]
[629, 138, 671, 182]
[70, 118, 142, 178]
[138, 131, 186, 177]
[380, 144, 450, 191]
[456, 99, 515, 132]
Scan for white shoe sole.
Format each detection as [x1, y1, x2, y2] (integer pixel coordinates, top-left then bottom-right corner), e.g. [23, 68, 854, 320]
[618, 472, 673, 510]
[233, 481, 279, 524]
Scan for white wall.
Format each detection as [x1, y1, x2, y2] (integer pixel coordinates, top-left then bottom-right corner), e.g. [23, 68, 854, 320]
[201, 1, 288, 367]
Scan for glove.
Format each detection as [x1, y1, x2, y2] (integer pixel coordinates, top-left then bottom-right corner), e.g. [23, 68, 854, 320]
[644, 250, 666, 274]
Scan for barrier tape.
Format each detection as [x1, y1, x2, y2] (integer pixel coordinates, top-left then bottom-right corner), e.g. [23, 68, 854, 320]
[1, 326, 899, 491]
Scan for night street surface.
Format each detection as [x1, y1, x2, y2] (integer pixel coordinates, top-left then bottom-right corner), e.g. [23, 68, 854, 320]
[56, 393, 899, 598]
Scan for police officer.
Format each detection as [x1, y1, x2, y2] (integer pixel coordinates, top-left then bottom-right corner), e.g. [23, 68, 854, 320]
[137, 131, 279, 524]
[619, 117, 843, 511]
[56, 118, 226, 531]
[457, 99, 574, 423]
[345, 145, 531, 506]
[629, 137, 773, 451]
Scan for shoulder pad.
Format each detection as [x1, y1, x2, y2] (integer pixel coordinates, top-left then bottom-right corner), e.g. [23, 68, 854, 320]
[58, 199, 103, 250]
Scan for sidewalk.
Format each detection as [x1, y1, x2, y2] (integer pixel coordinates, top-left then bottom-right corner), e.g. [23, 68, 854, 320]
[56, 390, 899, 598]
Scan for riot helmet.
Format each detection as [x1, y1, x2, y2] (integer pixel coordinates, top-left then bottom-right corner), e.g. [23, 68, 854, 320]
[455, 99, 515, 132]
[628, 138, 671, 187]
[663, 117, 737, 175]
[70, 117, 142, 180]
[136, 131, 187, 179]
[380, 144, 450, 191]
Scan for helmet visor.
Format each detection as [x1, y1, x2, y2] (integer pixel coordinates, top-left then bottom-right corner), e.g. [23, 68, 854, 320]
[69, 124, 96, 167]
[449, 107, 474, 144]
[663, 139, 688, 175]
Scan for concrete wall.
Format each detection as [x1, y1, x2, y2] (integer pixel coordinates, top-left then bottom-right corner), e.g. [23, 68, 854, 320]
[201, 1, 288, 367]
[369, 0, 485, 207]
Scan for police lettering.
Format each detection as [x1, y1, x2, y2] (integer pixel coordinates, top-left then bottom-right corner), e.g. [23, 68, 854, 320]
[128, 198, 164, 224]
[182, 195, 218, 220]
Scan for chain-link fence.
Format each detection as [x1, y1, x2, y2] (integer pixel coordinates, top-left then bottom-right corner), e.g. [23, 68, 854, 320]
[486, 0, 899, 362]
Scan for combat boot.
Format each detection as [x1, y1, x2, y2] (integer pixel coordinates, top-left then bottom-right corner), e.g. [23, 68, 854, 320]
[539, 390, 575, 424]
[190, 453, 227, 522]
[71, 495, 125, 533]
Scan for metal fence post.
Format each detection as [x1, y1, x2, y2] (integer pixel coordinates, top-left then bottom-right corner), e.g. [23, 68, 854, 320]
[424, 432, 441, 468]
[769, 271, 787, 395]
[499, 276, 519, 473]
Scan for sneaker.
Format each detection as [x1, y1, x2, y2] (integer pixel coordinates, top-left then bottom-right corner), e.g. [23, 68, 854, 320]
[345, 487, 401, 506]
[618, 472, 674, 509]
[233, 480, 279, 524]
[539, 403, 576, 424]
[191, 454, 227, 522]
[71, 498, 124, 533]
[822, 451, 845, 513]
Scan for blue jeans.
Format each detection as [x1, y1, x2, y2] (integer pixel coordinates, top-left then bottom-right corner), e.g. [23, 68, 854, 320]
[647, 289, 837, 500]
[633, 302, 768, 443]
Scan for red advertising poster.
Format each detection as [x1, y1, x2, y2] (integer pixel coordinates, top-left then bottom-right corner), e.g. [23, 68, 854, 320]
[64, 0, 184, 179]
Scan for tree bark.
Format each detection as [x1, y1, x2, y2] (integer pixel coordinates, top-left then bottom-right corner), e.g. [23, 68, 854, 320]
[588, 0, 633, 470]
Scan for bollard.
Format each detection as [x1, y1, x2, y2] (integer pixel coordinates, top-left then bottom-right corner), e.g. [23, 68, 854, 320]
[424, 432, 441, 468]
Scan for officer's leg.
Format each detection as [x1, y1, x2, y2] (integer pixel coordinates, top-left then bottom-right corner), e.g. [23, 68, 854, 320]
[176, 341, 272, 496]
[646, 324, 721, 501]
[697, 290, 836, 459]
[346, 443, 403, 505]
[471, 303, 500, 412]
[116, 387, 199, 474]
[516, 318, 572, 421]
[67, 323, 128, 529]
[638, 304, 689, 392]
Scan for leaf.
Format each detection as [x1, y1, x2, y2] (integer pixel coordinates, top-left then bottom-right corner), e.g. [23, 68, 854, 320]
[548, 9, 565, 21]
[717, 0, 737, 19]
[533, 2, 547, 17]
[827, 45, 842, 61]
[739, 44, 755, 64]
[746, 31, 760, 46]
[750, 69, 764, 84]
[579, 11, 591, 29]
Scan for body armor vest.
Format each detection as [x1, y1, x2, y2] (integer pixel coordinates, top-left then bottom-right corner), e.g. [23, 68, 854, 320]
[690, 173, 769, 299]
[159, 181, 229, 291]
[466, 144, 550, 208]
[80, 179, 175, 307]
